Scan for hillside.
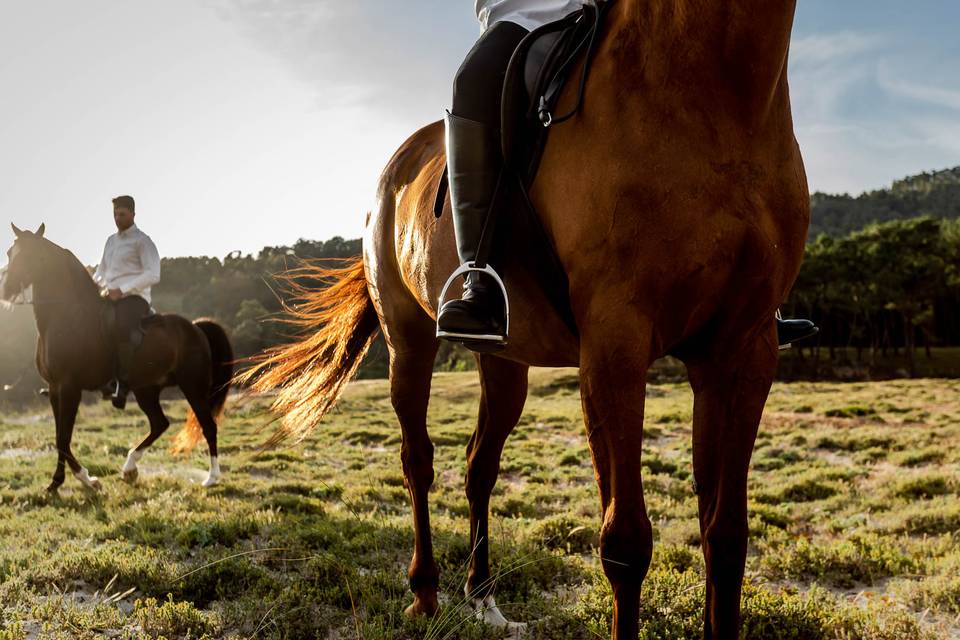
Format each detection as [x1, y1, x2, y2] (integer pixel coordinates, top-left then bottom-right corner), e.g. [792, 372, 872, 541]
[809, 166, 960, 239]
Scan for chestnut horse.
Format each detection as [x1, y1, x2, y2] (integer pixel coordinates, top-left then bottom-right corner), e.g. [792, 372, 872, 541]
[1, 224, 233, 491]
[244, 1, 808, 637]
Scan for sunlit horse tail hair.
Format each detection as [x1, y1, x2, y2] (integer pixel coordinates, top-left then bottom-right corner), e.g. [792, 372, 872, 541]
[171, 319, 234, 454]
[234, 257, 380, 448]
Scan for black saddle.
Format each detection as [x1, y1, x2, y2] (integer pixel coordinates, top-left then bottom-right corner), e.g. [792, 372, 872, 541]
[434, 2, 611, 335]
[502, 0, 609, 182]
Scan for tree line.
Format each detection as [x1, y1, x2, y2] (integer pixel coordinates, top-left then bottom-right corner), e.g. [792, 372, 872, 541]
[2, 166, 959, 406]
[783, 216, 960, 376]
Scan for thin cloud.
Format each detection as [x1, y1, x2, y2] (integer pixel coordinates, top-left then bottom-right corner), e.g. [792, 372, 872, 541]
[876, 64, 960, 111]
[791, 31, 885, 65]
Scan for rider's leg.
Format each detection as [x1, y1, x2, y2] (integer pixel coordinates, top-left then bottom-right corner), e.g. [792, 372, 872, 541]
[437, 21, 528, 343]
[112, 295, 150, 408]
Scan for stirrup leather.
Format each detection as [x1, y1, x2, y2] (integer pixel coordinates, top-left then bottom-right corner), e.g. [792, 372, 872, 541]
[776, 309, 790, 351]
[436, 262, 510, 344]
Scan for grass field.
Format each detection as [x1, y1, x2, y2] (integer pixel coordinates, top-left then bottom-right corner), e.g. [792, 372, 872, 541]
[0, 369, 958, 639]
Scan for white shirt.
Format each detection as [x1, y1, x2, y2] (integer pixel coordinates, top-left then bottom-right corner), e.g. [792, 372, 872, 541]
[93, 224, 161, 304]
[475, 0, 588, 31]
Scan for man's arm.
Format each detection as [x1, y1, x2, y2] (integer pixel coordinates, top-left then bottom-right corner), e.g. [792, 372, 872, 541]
[93, 238, 110, 286]
[120, 235, 161, 294]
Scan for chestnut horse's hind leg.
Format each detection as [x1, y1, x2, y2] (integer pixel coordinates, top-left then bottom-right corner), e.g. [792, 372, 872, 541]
[48, 384, 101, 492]
[121, 386, 171, 482]
[391, 337, 441, 618]
[464, 354, 528, 629]
[580, 318, 655, 640]
[686, 330, 777, 640]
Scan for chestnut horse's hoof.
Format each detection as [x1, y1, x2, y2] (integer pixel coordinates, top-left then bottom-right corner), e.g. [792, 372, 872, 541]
[404, 595, 439, 619]
[122, 467, 139, 483]
[46, 480, 63, 494]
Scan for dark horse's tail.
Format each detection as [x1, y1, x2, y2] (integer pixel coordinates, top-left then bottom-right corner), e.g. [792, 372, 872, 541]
[235, 258, 380, 447]
[172, 320, 235, 454]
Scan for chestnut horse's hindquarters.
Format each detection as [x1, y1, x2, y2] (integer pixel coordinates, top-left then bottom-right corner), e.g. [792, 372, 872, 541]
[235, 258, 381, 447]
[171, 319, 235, 454]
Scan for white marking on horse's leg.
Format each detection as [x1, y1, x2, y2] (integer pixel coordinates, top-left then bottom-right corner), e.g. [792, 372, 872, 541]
[467, 592, 527, 636]
[73, 467, 102, 491]
[121, 448, 143, 482]
[202, 456, 221, 487]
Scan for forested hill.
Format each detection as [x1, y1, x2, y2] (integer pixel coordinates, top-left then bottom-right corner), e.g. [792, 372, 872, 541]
[809, 166, 960, 239]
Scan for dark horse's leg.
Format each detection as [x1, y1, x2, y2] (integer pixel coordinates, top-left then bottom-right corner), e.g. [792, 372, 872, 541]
[182, 387, 221, 488]
[464, 354, 528, 627]
[121, 386, 170, 482]
[47, 385, 66, 492]
[686, 329, 777, 640]
[580, 317, 655, 640]
[48, 383, 101, 492]
[390, 328, 441, 618]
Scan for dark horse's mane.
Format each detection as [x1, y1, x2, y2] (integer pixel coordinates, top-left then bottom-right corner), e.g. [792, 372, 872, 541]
[38, 237, 101, 300]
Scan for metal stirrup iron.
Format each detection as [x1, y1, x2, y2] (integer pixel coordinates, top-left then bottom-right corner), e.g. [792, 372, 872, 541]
[436, 262, 511, 344]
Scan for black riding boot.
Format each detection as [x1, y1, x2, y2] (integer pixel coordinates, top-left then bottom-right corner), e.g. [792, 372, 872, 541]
[111, 342, 135, 409]
[777, 318, 818, 348]
[436, 112, 507, 351]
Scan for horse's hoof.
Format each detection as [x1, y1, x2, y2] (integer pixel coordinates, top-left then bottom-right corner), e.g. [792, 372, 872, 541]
[46, 481, 63, 494]
[404, 595, 439, 618]
[471, 595, 526, 635]
[122, 468, 139, 483]
[201, 474, 220, 488]
[73, 468, 102, 492]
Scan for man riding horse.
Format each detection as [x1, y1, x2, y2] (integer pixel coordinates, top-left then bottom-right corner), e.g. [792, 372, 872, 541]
[437, 0, 817, 349]
[93, 195, 160, 409]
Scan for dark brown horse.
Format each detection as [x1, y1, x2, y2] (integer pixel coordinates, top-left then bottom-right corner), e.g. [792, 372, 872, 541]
[1, 224, 233, 491]
[242, 1, 808, 637]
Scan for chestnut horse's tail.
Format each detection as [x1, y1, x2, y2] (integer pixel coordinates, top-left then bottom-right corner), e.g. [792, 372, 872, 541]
[172, 319, 234, 454]
[236, 257, 380, 447]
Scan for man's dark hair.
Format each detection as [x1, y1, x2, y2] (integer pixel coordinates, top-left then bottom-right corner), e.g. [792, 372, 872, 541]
[112, 195, 135, 213]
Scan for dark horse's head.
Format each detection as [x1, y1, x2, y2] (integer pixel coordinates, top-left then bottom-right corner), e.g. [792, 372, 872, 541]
[1, 223, 47, 302]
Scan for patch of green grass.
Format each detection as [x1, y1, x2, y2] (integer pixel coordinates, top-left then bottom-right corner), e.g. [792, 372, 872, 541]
[891, 498, 960, 535]
[823, 405, 878, 418]
[134, 594, 218, 638]
[892, 447, 946, 467]
[760, 535, 917, 588]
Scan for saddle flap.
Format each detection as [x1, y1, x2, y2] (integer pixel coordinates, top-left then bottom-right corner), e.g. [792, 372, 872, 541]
[501, 3, 607, 179]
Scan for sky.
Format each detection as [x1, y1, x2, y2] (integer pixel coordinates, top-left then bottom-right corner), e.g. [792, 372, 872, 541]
[1, 1, 958, 265]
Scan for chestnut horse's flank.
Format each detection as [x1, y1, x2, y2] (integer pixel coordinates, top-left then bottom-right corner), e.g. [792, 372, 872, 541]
[244, 1, 809, 637]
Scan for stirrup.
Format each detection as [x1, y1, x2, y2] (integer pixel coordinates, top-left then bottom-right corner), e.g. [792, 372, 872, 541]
[436, 262, 510, 345]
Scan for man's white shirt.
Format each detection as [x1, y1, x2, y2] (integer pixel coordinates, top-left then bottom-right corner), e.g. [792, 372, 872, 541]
[474, 0, 587, 31]
[93, 224, 161, 304]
